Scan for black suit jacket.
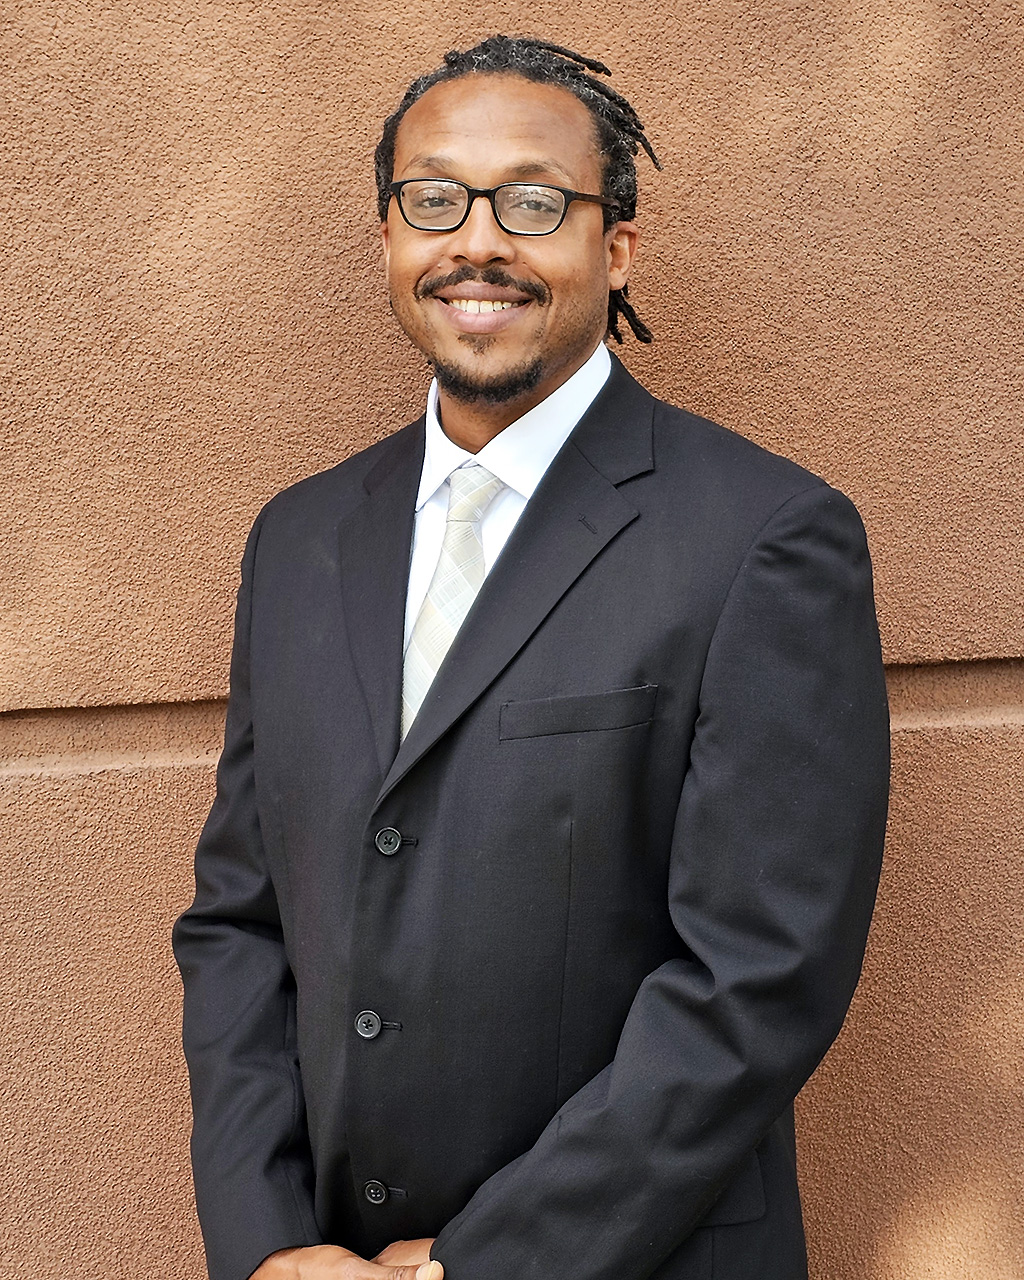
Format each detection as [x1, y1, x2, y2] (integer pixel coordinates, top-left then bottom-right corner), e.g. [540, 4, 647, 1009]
[173, 356, 890, 1280]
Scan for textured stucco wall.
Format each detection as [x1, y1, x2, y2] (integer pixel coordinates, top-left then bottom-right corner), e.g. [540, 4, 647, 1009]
[2, 2, 1021, 1277]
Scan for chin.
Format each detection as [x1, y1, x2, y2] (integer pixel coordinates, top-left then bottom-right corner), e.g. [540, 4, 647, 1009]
[432, 356, 545, 406]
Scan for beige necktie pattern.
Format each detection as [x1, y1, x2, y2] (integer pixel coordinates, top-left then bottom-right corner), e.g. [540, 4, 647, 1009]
[402, 463, 505, 739]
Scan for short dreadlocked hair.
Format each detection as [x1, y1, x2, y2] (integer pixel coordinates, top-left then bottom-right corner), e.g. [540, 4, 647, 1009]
[375, 35, 661, 344]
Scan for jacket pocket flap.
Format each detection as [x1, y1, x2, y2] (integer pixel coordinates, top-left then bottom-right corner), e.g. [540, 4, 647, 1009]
[699, 1150, 766, 1226]
[499, 684, 658, 740]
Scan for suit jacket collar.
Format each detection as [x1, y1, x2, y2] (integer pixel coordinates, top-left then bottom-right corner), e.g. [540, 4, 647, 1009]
[336, 420, 424, 778]
[337, 353, 657, 805]
[417, 341, 612, 507]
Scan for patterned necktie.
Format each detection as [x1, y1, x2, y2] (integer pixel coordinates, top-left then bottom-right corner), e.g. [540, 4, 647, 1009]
[401, 463, 505, 739]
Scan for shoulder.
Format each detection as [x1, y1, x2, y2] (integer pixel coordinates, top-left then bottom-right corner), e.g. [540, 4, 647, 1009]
[600, 360, 869, 569]
[603, 354, 825, 509]
[650, 395, 825, 511]
[608, 357, 853, 537]
[656, 398, 868, 539]
[254, 417, 423, 540]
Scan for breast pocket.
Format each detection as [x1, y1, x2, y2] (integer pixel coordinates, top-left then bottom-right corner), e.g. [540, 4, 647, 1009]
[499, 684, 659, 740]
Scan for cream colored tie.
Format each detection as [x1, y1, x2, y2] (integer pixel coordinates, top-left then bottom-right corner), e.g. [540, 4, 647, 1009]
[402, 464, 505, 738]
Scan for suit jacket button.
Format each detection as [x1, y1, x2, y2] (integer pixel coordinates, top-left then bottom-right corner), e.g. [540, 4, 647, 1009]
[355, 1010, 383, 1039]
[375, 827, 402, 855]
[364, 1180, 389, 1205]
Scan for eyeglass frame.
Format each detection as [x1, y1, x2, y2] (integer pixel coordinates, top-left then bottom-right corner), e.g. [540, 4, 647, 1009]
[388, 179, 621, 237]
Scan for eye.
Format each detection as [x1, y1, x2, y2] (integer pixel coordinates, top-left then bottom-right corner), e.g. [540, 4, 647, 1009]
[408, 184, 461, 211]
[399, 181, 468, 227]
[504, 185, 562, 216]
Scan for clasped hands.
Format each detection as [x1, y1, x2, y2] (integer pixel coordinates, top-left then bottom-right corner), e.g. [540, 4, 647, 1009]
[253, 1239, 441, 1280]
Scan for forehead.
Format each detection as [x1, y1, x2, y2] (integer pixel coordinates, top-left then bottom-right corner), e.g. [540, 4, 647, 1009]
[392, 73, 602, 186]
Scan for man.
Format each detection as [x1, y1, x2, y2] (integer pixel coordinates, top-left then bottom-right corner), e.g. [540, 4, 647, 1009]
[173, 36, 890, 1280]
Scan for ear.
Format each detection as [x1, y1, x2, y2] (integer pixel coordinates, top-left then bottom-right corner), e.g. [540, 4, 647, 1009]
[381, 220, 390, 271]
[606, 220, 639, 292]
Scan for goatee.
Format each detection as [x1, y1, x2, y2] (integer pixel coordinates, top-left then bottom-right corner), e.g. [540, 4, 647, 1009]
[432, 357, 545, 405]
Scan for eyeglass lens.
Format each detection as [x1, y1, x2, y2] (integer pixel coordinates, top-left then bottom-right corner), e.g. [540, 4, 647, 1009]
[399, 181, 568, 234]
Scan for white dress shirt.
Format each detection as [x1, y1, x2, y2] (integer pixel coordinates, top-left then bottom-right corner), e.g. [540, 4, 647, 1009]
[404, 342, 612, 650]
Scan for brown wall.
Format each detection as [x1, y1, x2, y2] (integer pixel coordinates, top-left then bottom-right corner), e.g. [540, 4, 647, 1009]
[2, 3, 1021, 1276]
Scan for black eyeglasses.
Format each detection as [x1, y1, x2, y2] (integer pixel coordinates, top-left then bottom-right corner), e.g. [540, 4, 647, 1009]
[389, 179, 620, 236]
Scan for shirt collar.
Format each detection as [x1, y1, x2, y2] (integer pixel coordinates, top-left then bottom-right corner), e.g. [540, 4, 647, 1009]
[416, 342, 612, 511]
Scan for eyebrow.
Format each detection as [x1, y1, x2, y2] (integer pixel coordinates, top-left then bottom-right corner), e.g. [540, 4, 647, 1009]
[402, 154, 580, 186]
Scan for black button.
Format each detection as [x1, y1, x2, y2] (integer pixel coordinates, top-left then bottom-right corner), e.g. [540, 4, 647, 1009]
[375, 827, 402, 855]
[364, 1179, 388, 1205]
[355, 1010, 383, 1039]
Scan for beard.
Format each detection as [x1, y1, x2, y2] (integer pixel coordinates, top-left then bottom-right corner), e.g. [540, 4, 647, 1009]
[431, 352, 545, 405]
[392, 263, 605, 408]
[408, 265, 550, 404]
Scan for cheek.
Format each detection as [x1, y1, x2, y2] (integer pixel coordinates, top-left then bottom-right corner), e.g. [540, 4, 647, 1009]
[555, 262, 611, 318]
[547, 242, 611, 299]
[386, 228, 439, 285]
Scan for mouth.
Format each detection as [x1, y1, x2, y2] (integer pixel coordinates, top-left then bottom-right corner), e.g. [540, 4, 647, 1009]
[416, 268, 548, 334]
[430, 295, 533, 335]
[427, 282, 539, 335]
[441, 297, 529, 314]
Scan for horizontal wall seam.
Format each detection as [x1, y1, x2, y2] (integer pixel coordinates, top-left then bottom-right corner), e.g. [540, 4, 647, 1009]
[0, 750, 220, 780]
[0, 659, 1022, 770]
[891, 708, 1024, 732]
[0, 700, 227, 772]
[885, 656, 1024, 726]
[4, 716, 1023, 774]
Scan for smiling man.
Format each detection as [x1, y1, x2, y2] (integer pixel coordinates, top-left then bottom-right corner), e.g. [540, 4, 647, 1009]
[174, 36, 890, 1280]
[381, 71, 635, 449]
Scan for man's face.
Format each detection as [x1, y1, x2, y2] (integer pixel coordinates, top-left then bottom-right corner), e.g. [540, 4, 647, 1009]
[381, 74, 637, 407]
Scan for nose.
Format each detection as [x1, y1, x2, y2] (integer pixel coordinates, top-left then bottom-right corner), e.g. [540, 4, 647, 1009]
[447, 193, 516, 265]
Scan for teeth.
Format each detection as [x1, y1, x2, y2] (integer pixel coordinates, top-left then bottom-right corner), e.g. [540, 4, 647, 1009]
[447, 298, 519, 313]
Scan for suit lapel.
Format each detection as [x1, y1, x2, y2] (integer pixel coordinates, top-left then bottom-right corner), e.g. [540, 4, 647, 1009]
[337, 420, 424, 778]
[374, 356, 656, 809]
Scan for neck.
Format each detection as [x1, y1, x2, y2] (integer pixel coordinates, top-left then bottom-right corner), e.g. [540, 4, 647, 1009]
[435, 385, 550, 453]
[434, 343, 601, 453]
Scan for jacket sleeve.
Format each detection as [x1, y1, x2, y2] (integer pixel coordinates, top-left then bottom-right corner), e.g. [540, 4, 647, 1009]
[430, 483, 891, 1280]
[172, 512, 324, 1280]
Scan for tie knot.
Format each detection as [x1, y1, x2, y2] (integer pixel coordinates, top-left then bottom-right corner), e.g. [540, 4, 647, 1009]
[446, 464, 504, 523]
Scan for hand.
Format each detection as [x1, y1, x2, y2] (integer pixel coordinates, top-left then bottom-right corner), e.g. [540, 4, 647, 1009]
[252, 1244, 443, 1280]
[374, 1240, 437, 1268]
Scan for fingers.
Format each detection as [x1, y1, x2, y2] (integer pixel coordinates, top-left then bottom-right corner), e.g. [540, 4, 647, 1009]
[338, 1252, 443, 1280]
[250, 1243, 443, 1280]
[370, 1262, 442, 1280]
[373, 1239, 436, 1268]
[407, 1263, 443, 1280]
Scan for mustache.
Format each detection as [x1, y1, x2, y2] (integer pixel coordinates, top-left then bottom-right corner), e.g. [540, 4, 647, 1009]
[416, 264, 549, 306]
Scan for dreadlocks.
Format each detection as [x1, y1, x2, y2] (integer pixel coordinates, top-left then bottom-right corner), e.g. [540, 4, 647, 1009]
[375, 35, 662, 344]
